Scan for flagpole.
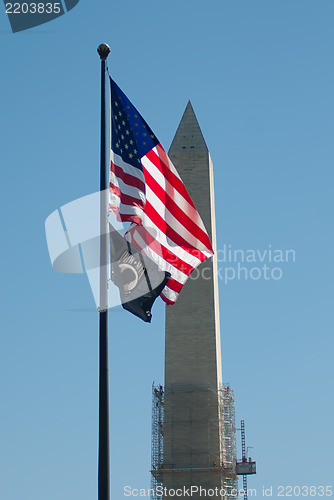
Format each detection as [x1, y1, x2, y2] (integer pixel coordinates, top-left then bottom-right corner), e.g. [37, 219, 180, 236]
[97, 43, 111, 500]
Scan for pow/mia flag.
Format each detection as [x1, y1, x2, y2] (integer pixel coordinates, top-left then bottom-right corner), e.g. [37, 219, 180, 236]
[109, 224, 170, 322]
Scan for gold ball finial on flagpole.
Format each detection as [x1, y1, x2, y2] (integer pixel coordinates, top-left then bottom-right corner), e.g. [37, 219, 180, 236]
[97, 43, 111, 60]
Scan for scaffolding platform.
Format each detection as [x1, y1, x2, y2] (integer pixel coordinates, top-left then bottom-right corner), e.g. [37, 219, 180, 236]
[151, 384, 238, 499]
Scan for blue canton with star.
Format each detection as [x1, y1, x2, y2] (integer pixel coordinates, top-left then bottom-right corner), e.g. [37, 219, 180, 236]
[110, 78, 159, 170]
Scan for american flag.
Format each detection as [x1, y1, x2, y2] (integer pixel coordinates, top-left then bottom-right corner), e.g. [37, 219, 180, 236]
[109, 78, 213, 304]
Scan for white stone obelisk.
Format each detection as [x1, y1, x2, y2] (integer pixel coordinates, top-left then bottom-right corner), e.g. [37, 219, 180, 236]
[161, 102, 232, 499]
[165, 101, 222, 391]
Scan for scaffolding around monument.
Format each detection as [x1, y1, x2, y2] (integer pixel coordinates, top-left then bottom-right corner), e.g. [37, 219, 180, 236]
[151, 384, 238, 499]
[220, 385, 237, 471]
[220, 385, 238, 496]
[151, 384, 165, 493]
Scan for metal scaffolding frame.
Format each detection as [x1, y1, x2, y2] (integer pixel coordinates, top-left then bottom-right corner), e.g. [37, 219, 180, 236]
[151, 384, 165, 493]
[151, 384, 238, 499]
[220, 385, 238, 497]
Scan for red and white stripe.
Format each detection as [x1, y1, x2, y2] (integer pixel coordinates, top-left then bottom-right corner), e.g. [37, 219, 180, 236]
[109, 144, 213, 304]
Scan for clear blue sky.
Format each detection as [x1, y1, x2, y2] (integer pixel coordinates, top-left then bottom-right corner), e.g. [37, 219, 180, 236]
[0, 1, 333, 499]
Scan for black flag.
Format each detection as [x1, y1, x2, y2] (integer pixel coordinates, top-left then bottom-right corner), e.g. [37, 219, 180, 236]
[109, 224, 170, 322]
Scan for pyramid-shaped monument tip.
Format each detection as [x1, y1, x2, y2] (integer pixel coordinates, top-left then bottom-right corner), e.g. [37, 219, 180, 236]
[169, 100, 208, 154]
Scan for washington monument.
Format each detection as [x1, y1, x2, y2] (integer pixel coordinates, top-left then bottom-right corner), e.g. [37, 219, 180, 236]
[151, 103, 237, 500]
